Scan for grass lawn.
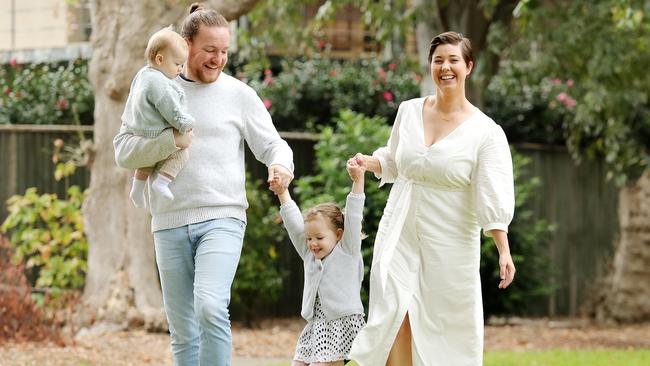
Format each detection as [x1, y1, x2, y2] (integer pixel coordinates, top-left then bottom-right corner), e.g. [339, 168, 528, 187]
[269, 350, 650, 366]
[484, 350, 650, 366]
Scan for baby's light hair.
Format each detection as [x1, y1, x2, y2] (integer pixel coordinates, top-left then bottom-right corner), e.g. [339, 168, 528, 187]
[145, 26, 188, 65]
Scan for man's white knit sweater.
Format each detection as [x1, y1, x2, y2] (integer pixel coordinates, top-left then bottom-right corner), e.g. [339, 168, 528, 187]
[113, 73, 294, 232]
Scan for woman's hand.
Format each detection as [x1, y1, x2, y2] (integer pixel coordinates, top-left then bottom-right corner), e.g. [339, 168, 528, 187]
[173, 128, 193, 149]
[498, 252, 516, 289]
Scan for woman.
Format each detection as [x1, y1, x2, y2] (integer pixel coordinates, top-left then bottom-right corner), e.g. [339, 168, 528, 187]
[349, 31, 516, 366]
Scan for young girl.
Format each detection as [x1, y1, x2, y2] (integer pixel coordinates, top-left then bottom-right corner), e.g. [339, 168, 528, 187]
[271, 157, 367, 366]
[121, 26, 195, 207]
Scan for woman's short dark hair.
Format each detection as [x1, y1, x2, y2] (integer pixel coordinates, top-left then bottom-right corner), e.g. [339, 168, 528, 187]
[427, 31, 473, 66]
[181, 2, 229, 40]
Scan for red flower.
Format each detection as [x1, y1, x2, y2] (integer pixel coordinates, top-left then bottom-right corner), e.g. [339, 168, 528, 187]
[388, 63, 397, 71]
[263, 99, 272, 109]
[329, 69, 337, 77]
[56, 99, 69, 110]
[383, 91, 394, 102]
[317, 39, 327, 50]
[4, 86, 10, 95]
[9, 58, 17, 66]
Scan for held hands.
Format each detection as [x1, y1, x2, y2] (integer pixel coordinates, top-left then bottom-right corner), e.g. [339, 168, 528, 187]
[346, 153, 366, 182]
[173, 128, 193, 149]
[498, 252, 516, 289]
[268, 164, 293, 195]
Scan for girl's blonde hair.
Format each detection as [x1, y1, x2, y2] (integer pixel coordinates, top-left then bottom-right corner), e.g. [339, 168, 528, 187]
[304, 202, 367, 239]
[304, 203, 344, 232]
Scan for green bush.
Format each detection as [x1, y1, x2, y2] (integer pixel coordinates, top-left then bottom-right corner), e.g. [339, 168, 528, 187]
[295, 110, 554, 316]
[480, 149, 555, 317]
[486, 61, 577, 145]
[245, 58, 421, 131]
[0, 59, 94, 125]
[231, 173, 288, 327]
[294, 110, 392, 307]
[1, 186, 88, 290]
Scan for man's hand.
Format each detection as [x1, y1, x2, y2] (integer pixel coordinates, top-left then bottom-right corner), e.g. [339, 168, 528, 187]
[268, 165, 293, 195]
[173, 129, 193, 149]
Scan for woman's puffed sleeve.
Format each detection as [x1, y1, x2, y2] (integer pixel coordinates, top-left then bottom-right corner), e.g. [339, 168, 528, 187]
[372, 101, 404, 186]
[472, 123, 515, 237]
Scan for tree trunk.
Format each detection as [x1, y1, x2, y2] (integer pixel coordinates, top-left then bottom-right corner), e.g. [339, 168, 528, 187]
[592, 172, 650, 323]
[81, 0, 260, 332]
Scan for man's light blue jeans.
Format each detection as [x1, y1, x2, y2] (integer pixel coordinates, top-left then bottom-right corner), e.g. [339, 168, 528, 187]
[153, 217, 246, 366]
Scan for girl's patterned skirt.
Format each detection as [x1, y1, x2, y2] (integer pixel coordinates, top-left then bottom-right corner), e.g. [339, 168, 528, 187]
[294, 295, 366, 363]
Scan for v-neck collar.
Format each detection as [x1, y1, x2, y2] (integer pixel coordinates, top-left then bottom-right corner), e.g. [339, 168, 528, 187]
[419, 96, 478, 149]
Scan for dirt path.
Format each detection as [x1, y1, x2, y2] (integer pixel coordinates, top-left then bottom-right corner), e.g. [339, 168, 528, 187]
[1, 318, 648, 366]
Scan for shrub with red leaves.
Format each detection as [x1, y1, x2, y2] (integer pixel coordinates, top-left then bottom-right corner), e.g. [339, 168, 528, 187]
[0, 235, 65, 344]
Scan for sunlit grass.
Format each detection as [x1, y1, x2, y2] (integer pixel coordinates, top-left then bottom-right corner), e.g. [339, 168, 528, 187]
[268, 350, 650, 366]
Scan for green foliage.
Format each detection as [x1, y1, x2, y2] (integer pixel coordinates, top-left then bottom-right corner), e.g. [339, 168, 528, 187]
[0, 59, 94, 125]
[486, 63, 576, 145]
[480, 149, 555, 317]
[295, 110, 554, 315]
[504, 0, 650, 184]
[231, 174, 288, 327]
[1, 186, 88, 290]
[245, 58, 420, 131]
[294, 110, 391, 306]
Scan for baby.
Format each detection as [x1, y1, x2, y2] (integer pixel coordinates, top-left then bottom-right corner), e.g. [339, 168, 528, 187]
[121, 26, 195, 207]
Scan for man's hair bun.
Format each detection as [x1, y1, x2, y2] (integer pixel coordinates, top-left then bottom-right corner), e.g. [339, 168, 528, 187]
[189, 2, 204, 14]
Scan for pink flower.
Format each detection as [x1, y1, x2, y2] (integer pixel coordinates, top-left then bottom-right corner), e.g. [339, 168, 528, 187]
[411, 73, 422, 82]
[4, 86, 10, 95]
[551, 78, 562, 85]
[566, 79, 574, 88]
[556, 92, 568, 102]
[264, 76, 273, 85]
[9, 58, 17, 66]
[378, 68, 387, 80]
[563, 97, 577, 109]
[56, 99, 69, 110]
[263, 99, 272, 109]
[383, 91, 394, 102]
[388, 63, 397, 71]
[264, 69, 273, 76]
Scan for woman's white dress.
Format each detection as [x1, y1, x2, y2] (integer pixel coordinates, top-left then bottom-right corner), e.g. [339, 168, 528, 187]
[349, 97, 514, 366]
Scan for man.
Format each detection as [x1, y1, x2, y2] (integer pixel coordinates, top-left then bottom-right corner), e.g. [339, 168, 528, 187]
[113, 5, 293, 366]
